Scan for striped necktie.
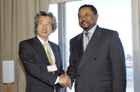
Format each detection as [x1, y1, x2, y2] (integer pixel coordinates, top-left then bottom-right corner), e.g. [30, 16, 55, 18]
[84, 32, 90, 51]
[43, 43, 53, 65]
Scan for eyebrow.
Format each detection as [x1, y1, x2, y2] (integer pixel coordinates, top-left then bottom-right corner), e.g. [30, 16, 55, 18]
[38, 21, 43, 22]
[38, 21, 51, 23]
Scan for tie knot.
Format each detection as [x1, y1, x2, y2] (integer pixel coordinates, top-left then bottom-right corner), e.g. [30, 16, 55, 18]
[43, 42, 46, 47]
[85, 32, 89, 37]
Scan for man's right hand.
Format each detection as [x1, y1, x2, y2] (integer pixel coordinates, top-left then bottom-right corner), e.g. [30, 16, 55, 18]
[58, 74, 71, 88]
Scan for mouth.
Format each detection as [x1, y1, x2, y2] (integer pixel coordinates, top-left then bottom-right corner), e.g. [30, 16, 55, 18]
[42, 31, 47, 34]
[81, 21, 90, 27]
[42, 30, 47, 32]
[80, 21, 90, 30]
[81, 21, 89, 25]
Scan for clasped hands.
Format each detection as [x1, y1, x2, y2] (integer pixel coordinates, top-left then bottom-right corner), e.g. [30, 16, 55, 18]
[58, 74, 71, 88]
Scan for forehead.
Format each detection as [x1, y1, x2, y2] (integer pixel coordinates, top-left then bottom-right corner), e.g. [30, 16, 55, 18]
[38, 16, 52, 22]
[78, 7, 94, 14]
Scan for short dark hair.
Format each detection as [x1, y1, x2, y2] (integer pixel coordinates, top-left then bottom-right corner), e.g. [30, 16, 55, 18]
[78, 4, 98, 15]
[34, 11, 57, 35]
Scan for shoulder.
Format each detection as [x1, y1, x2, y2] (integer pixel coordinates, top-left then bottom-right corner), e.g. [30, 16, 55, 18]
[19, 37, 34, 47]
[98, 26, 119, 36]
[100, 27, 117, 33]
[70, 33, 82, 43]
[98, 27, 121, 44]
[48, 41, 59, 47]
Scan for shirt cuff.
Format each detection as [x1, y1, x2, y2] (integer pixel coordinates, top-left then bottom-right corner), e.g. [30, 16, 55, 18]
[55, 76, 59, 84]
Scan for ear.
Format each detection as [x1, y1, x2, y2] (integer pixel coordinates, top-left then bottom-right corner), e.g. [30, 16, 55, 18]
[36, 26, 38, 31]
[95, 14, 99, 20]
[36, 24, 38, 31]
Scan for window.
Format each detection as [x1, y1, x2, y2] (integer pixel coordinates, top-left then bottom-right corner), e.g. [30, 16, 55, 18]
[48, 4, 58, 44]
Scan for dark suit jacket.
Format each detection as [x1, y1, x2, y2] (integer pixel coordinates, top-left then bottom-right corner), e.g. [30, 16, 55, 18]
[67, 26, 126, 92]
[19, 36, 65, 92]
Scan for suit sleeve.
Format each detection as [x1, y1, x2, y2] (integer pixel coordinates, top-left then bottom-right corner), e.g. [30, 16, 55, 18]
[19, 41, 57, 86]
[110, 31, 126, 92]
[57, 46, 65, 75]
[66, 40, 75, 85]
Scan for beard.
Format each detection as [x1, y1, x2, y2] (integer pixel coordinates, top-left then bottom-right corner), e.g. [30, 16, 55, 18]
[80, 21, 96, 31]
[80, 21, 90, 30]
[82, 26, 90, 30]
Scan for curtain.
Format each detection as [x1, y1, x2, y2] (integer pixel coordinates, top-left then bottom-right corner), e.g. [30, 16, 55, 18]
[0, 0, 50, 92]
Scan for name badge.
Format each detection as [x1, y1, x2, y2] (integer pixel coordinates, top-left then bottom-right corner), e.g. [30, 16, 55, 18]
[47, 64, 57, 72]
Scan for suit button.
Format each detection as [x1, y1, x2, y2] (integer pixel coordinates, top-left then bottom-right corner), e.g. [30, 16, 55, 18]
[75, 60, 77, 63]
[73, 61, 74, 64]
[94, 58, 96, 60]
[78, 75, 80, 77]
[90, 87, 93, 90]
[89, 74, 92, 76]
[46, 80, 50, 83]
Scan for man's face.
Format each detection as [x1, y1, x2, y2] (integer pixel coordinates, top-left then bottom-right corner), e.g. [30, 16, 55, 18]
[78, 7, 98, 31]
[36, 16, 53, 41]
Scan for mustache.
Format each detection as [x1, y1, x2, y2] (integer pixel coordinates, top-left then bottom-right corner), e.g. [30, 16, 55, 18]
[81, 21, 89, 24]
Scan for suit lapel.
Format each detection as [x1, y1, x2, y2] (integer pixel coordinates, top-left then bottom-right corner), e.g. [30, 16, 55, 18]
[74, 33, 83, 59]
[78, 26, 103, 71]
[32, 36, 50, 65]
[32, 36, 59, 74]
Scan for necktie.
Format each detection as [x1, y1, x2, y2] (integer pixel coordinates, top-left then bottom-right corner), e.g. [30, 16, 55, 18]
[43, 43, 56, 92]
[43, 43, 53, 65]
[84, 32, 90, 50]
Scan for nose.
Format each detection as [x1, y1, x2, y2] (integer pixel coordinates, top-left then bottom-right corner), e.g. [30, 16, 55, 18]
[81, 16, 86, 22]
[43, 24, 47, 30]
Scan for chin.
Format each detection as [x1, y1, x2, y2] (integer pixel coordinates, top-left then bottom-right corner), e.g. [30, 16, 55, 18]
[83, 27, 89, 30]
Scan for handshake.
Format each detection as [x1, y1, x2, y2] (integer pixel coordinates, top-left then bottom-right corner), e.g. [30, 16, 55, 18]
[58, 74, 71, 88]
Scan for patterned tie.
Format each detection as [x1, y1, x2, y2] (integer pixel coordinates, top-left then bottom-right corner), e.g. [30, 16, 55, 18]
[84, 32, 90, 51]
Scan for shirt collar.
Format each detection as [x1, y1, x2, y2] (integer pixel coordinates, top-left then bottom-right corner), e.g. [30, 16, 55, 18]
[37, 35, 48, 44]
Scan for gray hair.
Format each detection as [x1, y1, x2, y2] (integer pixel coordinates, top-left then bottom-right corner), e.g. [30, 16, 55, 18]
[34, 11, 57, 35]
